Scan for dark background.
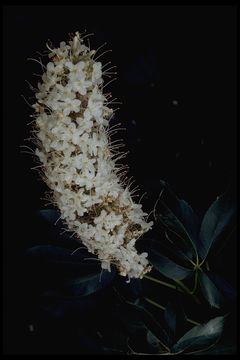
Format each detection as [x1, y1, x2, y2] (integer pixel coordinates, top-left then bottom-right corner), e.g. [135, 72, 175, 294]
[3, 5, 237, 354]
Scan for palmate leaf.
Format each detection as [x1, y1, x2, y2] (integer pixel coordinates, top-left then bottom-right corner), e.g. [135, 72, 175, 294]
[172, 316, 225, 354]
[198, 188, 236, 261]
[146, 246, 193, 280]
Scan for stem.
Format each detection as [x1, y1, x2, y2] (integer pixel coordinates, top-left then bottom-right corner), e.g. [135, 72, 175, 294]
[129, 349, 171, 355]
[185, 318, 200, 327]
[144, 297, 200, 326]
[144, 274, 201, 304]
[145, 297, 165, 310]
[144, 275, 176, 289]
[128, 347, 171, 355]
[174, 279, 201, 304]
[127, 338, 171, 356]
[190, 270, 198, 295]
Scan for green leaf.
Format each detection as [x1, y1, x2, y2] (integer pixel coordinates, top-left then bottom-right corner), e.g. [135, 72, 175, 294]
[114, 276, 142, 303]
[40, 291, 99, 319]
[39, 209, 61, 225]
[25, 245, 116, 296]
[164, 302, 177, 340]
[158, 202, 197, 259]
[141, 237, 193, 268]
[146, 330, 163, 353]
[199, 272, 223, 308]
[164, 301, 186, 345]
[198, 189, 236, 260]
[157, 181, 200, 258]
[113, 303, 146, 333]
[114, 290, 170, 352]
[207, 272, 236, 301]
[146, 247, 193, 280]
[38, 209, 78, 245]
[25, 245, 99, 270]
[172, 316, 225, 354]
[132, 300, 170, 352]
[62, 268, 116, 296]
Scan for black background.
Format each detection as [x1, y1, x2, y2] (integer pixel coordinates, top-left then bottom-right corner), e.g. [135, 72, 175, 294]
[3, 5, 237, 354]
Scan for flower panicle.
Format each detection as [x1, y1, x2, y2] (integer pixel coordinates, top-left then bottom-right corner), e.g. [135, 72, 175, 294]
[31, 31, 153, 279]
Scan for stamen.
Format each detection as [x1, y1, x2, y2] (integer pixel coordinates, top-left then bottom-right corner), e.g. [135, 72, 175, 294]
[92, 42, 107, 59]
[101, 77, 117, 90]
[94, 49, 112, 61]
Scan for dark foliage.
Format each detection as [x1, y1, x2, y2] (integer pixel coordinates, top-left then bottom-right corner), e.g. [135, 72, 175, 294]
[23, 189, 236, 355]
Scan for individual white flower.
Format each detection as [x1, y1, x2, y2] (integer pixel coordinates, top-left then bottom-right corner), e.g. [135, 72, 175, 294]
[88, 86, 104, 120]
[66, 61, 92, 95]
[92, 62, 102, 85]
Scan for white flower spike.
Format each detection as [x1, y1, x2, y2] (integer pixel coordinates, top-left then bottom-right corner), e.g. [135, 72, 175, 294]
[31, 31, 153, 279]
